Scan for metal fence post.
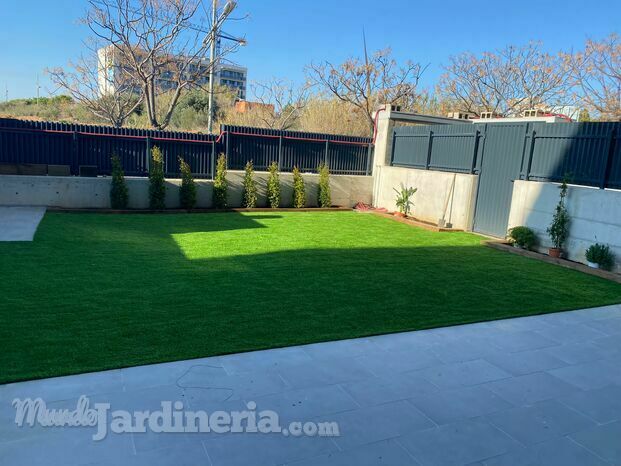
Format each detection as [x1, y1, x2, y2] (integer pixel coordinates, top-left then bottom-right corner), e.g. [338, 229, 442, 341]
[71, 130, 78, 176]
[525, 129, 536, 180]
[470, 130, 480, 174]
[601, 128, 617, 189]
[324, 140, 329, 168]
[225, 131, 230, 165]
[278, 135, 283, 170]
[145, 136, 151, 174]
[425, 130, 433, 170]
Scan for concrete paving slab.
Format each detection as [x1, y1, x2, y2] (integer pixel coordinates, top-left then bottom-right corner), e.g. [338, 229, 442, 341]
[0, 206, 46, 241]
[1, 305, 620, 465]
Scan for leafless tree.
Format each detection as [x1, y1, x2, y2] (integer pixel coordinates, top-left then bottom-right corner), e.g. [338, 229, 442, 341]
[249, 78, 310, 130]
[84, 0, 242, 129]
[439, 43, 573, 117]
[47, 40, 142, 127]
[570, 34, 621, 121]
[306, 48, 424, 137]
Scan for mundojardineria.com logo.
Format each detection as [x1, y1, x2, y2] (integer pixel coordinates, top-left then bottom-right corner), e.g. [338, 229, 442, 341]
[12, 396, 340, 441]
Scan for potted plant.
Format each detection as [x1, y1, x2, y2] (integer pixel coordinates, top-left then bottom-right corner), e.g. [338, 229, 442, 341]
[546, 182, 570, 258]
[508, 226, 536, 250]
[585, 243, 614, 270]
[393, 184, 417, 217]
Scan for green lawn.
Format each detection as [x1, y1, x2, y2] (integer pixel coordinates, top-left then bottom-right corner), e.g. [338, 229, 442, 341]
[1, 211, 620, 384]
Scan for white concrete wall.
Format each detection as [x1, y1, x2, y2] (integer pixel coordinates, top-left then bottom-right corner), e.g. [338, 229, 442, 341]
[508, 180, 621, 272]
[373, 165, 479, 230]
[0, 172, 372, 209]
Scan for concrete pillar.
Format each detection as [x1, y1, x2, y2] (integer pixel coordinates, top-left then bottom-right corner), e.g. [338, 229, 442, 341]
[372, 105, 395, 207]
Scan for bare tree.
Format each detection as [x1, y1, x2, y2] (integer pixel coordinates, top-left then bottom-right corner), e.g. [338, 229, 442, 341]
[84, 0, 242, 129]
[439, 43, 573, 117]
[47, 40, 142, 127]
[307, 48, 424, 136]
[570, 34, 621, 121]
[297, 95, 369, 137]
[249, 78, 310, 130]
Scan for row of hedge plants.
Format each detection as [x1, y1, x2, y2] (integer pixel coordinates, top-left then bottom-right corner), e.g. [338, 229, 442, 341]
[109, 147, 198, 210]
[110, 150, 333, 210]
[217, 154, 331, 209]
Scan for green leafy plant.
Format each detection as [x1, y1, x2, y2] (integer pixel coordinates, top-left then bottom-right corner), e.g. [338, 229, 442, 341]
[148, 146, 166, 210]
[546, 181, 570, 250]
[508, 226, 536, 250]
[393, 184, 417, 216]
[213, 153, 227, 209]
[110, 154, 129, 209]
[317, 163, 331, 208]
[585, 243, 615, 270]
[267, 161, 281, 208]
[242, 160, 257, 208]
[178, 156, 196, 210]
[292, 166, 306, 208]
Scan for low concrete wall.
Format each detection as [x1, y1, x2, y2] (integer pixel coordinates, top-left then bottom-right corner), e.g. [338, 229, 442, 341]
[0, 172, 373, 209]
[508, 180, 621, 272]
[373, 166, 478, 230]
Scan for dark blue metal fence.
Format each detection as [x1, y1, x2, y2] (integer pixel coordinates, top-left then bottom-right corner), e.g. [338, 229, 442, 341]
[391, 125, 480, 174]
[0, 118, 374, 178]
[0, 118, 218, 178]
[221, 125, 373, 175]
[391, 121, 621, 190]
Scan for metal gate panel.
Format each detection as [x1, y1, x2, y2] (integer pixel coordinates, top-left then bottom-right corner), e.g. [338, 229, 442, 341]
[473, 123, 527, 237]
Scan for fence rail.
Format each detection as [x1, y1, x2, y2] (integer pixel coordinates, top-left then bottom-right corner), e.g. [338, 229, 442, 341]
[391, 121, 621, 190]
[0, 118, 374, 178]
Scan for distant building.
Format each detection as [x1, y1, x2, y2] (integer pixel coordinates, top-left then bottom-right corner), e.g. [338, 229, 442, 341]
[234, 101, 274, 114]
[97, 45, 247, 99]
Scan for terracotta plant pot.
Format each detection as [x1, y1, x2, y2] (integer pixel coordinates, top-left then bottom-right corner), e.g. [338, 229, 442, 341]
[549, 248, 562, 258]
[394, 212, 406, 218]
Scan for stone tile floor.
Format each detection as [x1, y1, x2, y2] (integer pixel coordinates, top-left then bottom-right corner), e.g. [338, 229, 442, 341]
[0, 206, 46, 241]
[1, 304, 620, 465]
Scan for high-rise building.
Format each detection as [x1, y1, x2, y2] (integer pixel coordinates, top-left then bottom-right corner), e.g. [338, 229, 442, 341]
[97, 45, 247, 99]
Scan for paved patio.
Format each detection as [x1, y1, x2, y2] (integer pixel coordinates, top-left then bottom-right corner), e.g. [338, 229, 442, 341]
[0, 206, 46, 241]
[1, 305, 621, 466]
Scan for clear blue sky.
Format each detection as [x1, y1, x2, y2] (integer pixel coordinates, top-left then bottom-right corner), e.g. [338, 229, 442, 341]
[1, 0, 619, 100]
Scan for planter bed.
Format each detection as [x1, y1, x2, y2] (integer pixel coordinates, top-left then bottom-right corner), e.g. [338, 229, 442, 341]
[372, 210, 463, 232]
[485, 241, 621, 284]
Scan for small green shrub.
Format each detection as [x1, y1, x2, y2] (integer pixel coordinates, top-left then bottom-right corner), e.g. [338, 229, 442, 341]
[547, 181, 570, 249]
[585, 243, 615, 270]
[110, 154, 129, 209]
[393, 184, 417, 216]
[508, 226, 536, 250]
[213, 153, 228, 209]
[317, 163, 331, 208]
[292, 166, 306, 208]
[149, 146, 166, 210]
[267, 161, 281, 208]
[178, 156, 197, 210]
[242, 160, 257, 208]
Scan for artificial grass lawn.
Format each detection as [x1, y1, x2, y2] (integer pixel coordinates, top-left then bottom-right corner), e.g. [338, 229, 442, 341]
[1, 211, 620, 384]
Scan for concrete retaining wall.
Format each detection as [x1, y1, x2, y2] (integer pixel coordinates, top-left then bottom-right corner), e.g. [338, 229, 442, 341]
[0, 172, 373, 209]
[373, 166, 478, 230]
[508, 180, 621, 272]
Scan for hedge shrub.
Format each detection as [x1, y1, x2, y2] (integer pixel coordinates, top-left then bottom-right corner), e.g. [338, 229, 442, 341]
[149, 146, 166, 210]
[110, 154, 129, 209]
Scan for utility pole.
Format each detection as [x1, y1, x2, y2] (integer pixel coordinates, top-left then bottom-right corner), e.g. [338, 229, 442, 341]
[36, 74, 41, 111]
[207, 0, 218, 134]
